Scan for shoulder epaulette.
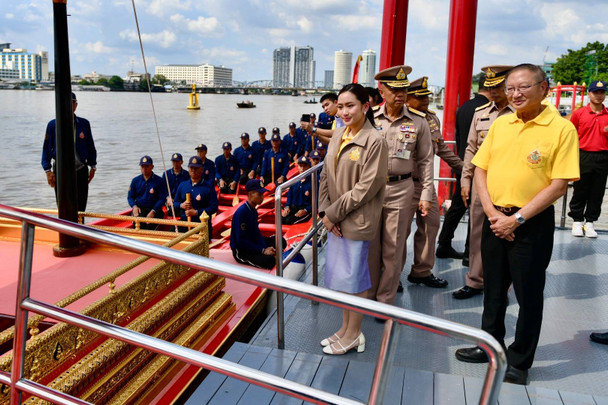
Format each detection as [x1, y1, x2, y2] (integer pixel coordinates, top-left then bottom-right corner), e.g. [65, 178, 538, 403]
[475, 102, 492, 111]
[408, 106, 426, 117]
[372, 105, 380, 112]
[427, 109, 436, 115]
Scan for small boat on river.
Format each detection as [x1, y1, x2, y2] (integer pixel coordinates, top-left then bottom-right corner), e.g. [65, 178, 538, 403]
[236, 100, 256, 108]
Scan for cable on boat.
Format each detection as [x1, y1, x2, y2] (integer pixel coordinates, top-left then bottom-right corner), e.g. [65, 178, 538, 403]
[130, 0, 179, 231]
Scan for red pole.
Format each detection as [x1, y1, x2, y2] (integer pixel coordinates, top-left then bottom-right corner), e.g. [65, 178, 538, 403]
[556, 84, 562, 109]
[439, 0, 478, 208]
[379, 0, 409, 70]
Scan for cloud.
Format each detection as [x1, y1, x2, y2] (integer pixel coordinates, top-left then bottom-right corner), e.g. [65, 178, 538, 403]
[329, 14, 380, 31]
[5, 13, 14, 19]
[119, 29, 177, 48]
[84, 41, 114, 54]
[200, 47, 249, 65]
[169, 14, 223, 36]
[296, 17, 313, 33]
[147, 0, 191, 17]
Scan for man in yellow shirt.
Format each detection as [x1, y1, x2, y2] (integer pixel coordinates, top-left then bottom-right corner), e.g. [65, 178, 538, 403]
[454, 64, 579, 385]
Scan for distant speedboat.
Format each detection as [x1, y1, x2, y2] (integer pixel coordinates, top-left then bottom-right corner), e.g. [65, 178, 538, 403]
[237, 100, 256, 108]
[304, 98, 318, 104]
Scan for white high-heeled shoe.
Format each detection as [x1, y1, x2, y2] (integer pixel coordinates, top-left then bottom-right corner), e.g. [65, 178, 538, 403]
[322, 333, 365, 355]
[320, 333, 340, 347]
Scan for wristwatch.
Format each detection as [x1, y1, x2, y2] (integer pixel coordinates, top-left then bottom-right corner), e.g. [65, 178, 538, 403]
[514, 212, 525, 224]
[312, 127, 317, 133]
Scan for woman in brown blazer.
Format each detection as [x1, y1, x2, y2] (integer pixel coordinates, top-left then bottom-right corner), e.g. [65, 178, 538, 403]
[319, 83, 388, 355]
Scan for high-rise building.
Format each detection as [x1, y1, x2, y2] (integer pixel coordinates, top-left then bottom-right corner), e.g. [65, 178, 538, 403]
[154, 64, 232, 86]
[273, 46, 315, 88]
[359, 49, 376, 87]
[324, 70, 334, 89]
[333, 50, 352, 90]
[0, 47, 46, 82]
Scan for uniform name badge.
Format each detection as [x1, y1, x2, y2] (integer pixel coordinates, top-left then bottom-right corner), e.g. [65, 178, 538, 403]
[396, 148, 411, 160]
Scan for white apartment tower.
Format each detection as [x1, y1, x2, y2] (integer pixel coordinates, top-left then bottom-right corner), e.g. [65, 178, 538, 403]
[359, 49, 376, 87]
[333, 50, 352, 90]
[0, 47, 48, 82]
[273, 46, 315, 88]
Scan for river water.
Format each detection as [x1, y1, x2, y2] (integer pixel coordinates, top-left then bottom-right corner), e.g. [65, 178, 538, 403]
[0, 90, 347, 215]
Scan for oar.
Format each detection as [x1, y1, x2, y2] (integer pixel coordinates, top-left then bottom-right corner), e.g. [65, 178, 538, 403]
[185, 193, 192, 223]
[271, 157, 275, 184]
[232, 183, 240, 206]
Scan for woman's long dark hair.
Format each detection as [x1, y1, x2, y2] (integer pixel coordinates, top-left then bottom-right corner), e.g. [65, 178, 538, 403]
[338, 83, 375, 126]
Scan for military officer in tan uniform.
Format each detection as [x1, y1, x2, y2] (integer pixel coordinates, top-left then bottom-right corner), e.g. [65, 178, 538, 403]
[368, 66, 435, 307]
[454, 65, 515, 299]
[405, 77, 463, 287]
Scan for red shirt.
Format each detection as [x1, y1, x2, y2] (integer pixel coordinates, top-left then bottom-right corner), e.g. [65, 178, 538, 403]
[570, 104, 608, 151]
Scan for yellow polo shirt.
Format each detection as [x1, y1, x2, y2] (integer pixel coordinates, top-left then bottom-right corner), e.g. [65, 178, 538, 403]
[472, 106, 580, 207]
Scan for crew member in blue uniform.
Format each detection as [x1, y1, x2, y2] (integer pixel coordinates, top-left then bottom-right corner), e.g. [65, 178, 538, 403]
[215, 142, 239, 194]
[233, 132, 259, 184]
[261, 134, 289, 185]
[252, 127, 271, 175]
[231, 179, 286, 269]
[41, 92, 97, 212]
[317, 111, 335, 129]
[161, 153, 190, 201]
[281, 156, 313, 224]
[127, 156, 166, 230]
[309, 150, 322, 167]
[195, 143, 216, 186]
[174, 156, 218, 235]
[283, 122, 304, 161]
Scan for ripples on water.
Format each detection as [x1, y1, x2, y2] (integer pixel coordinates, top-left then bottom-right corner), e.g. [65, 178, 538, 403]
[0, 90, 330, 214]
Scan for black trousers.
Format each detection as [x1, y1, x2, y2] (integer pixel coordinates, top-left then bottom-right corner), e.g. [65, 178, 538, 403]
[134, 207, 164, 230]
[233, 235, 287, 269]
[480, 205, 554, 370]
[218, 177, 236, 194]
[437, 177, 470, 254]
[282, 206, 311, 225]
[53, 166, 89, 212]
[568, 150, 608, 222]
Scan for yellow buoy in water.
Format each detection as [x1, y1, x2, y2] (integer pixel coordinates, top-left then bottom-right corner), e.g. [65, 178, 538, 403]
[187, 83, 200, 110]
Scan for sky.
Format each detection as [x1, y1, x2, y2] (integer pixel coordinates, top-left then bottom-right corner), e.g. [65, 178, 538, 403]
[2, 0, 608, 87]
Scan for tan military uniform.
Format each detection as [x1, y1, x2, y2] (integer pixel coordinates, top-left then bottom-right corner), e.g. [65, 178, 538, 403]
[461, 102, 515, 289]
[407, 110, 463, 276]
[369, 104, 434, 305]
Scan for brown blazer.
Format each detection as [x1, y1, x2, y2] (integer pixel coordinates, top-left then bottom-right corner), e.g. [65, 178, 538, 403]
[319, 119, 388, 241]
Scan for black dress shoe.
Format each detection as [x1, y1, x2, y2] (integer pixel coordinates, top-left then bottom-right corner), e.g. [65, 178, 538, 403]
[504, 365, 528, 385]
[407, 274, 448, 288]
[397, 280, 404, 293]
[455, 346, 488, 363]
[462, 256, 470, 267]
[436, 245, 464, 259]
[590, 331, 608, 345]
[452, 285, 483, 300]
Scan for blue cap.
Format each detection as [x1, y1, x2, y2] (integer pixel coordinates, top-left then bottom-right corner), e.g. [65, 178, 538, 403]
[297, 156, 310, 165]
[188, 156, 203, 168]
[222, 141, 232, 149]
[245, 179, 268, 193]
[195, 143, 207, 151]
[316, 140, 326, 150]
[588, 80, 607, 93]
[241, 132, 249, 139]
[289, 122, 296, 128]
[272, 127, 280, 134]
[171, 153, 183, 162]
[271, 133, 282, 141]
[139, 155, 153, 165]
[310, 113, 316, 118]
[72, 92, 77, 101]
[258, 127, 266, 134]
[310, 150, 322, 160]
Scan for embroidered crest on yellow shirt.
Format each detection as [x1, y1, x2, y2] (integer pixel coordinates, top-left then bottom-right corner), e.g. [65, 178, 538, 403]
[527, 149, 542, 165]
[349, 147, 361, 161]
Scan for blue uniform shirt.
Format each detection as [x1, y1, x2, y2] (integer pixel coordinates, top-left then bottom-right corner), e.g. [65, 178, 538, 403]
[127, 173, 166, 212]
[234, 144, 259, 172]
[286, 176, 312, 213]
[261, 148, 289, 179]
[162, 168, 190, 199]
[282, 133, 304, 157]
[41, 115, 97, 171]
[173, 179, 218, 222]
[215, 154, 240, 182]
[317, 112, 335, 129]
[252, 139, 271, 169]
[201, 158, 216, 186]
[230, 201, 266, 254]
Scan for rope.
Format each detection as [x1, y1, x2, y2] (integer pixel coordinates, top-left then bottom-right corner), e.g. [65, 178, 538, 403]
[130, 0, 179, 232]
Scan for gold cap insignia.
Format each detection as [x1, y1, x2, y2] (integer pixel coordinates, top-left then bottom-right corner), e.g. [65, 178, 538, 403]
[173, 154, 178, 159]
[191, 158, 196, 164]
[260, 181, 264, 188]
[142, 157, 147, 163]
[486, 68, 495, 78]
[598, 82, 604, 87]
[422, 77, 428, 89]
[396, 68, 406, 80]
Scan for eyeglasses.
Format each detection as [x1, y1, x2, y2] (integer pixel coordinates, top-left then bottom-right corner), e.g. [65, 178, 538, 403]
[505, 81, 543, 95]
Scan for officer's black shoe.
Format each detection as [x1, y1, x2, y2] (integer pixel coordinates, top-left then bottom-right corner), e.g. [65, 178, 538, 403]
[407, 274, 448, 288]
[397, 280, 404, 293]
[462, 256, 470, 267]
[455, 346, 489, 363]
[452, 285, 483, 300]
[435, 245, 464, 259]
[504, 365, 528, 385]
[590, 331, 608, 345]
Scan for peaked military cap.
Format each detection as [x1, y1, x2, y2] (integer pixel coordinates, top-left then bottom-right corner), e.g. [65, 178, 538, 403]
[408, 76, 432, 96]
[374, 65, 412, 88]
[481, 65, 512, 87]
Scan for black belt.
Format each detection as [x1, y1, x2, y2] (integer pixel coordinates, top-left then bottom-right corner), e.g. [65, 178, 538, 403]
[494, 205, 520, 215]
[413, 177, 420, 182]
[387, 173, 412, 183]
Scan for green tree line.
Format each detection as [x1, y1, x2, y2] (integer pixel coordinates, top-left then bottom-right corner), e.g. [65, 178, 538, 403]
[552, 41, 608, 84]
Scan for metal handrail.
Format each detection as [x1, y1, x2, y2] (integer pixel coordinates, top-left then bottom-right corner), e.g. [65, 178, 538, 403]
[0, 204, 506, 405]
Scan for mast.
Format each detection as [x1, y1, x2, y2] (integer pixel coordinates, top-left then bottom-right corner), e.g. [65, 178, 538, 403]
[379, 0, 409, 70]
[52, 0, 85, 257]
